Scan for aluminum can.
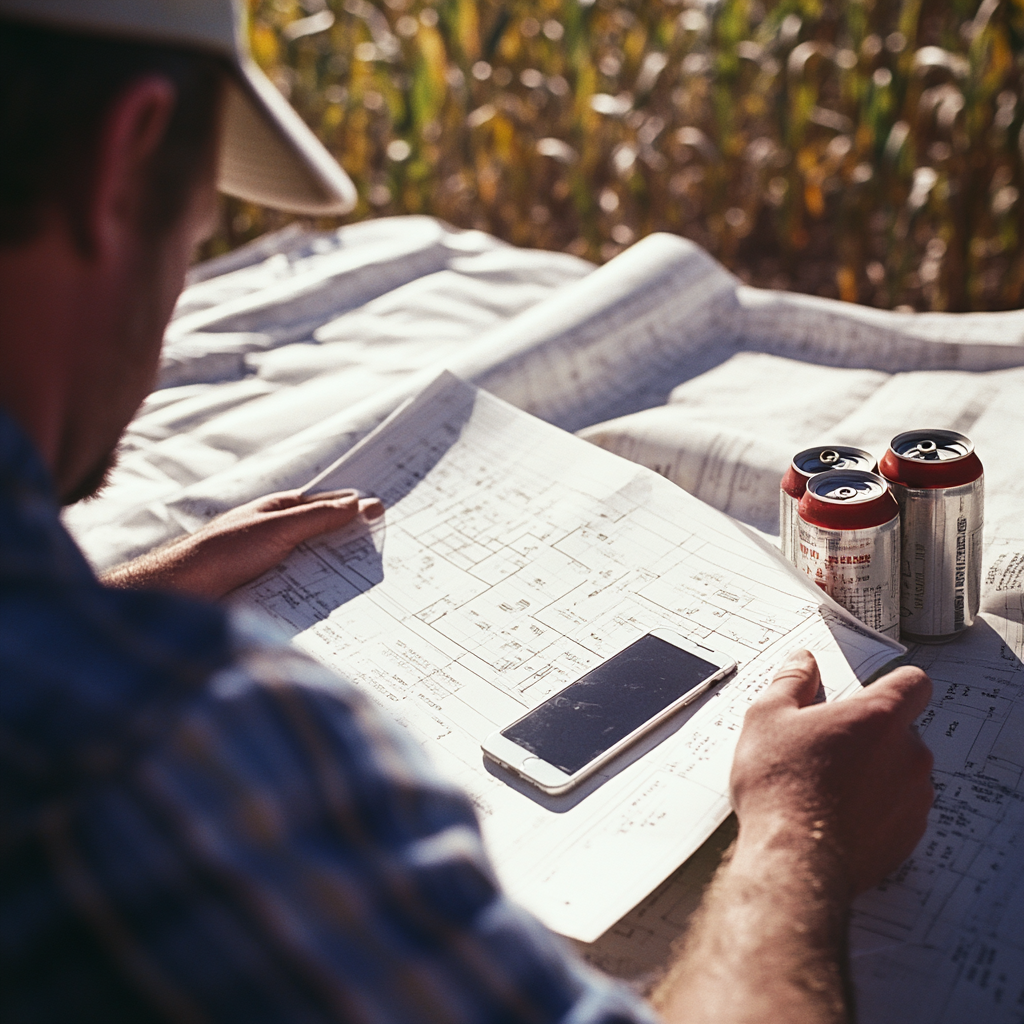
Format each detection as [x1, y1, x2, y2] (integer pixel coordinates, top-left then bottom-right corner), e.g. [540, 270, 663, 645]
[796, 470, 901, 641]
[879, 429, 984, 643]
[780, 446, 876, 566]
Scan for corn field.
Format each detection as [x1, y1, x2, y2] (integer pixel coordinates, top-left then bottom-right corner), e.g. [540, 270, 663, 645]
[205, 0, 1024, 311]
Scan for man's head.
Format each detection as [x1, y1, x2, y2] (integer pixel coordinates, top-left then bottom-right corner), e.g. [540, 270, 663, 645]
[0, 1, 354, 505]
[0, 21, 225, 254]
[0, 20, 226, 503]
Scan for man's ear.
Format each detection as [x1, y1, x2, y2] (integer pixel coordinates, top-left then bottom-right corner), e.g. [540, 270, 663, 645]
[88, 76, 176, 258]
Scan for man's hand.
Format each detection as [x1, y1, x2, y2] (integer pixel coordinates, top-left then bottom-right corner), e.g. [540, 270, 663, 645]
[653, 651, 934, 1024]
[102, 489, 384, 600]
[730, 649, 934, 897]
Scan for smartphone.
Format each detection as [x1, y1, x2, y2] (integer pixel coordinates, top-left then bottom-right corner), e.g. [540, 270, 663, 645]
[481, 629, 736, 795]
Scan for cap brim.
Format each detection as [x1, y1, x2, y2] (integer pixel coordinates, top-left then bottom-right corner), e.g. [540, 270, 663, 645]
[219, 58, 357, 216]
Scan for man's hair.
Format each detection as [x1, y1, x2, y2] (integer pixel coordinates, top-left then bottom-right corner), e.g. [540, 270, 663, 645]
[0, 19, 226, 249]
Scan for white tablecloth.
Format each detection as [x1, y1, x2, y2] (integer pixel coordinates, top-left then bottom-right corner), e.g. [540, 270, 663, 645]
[64, 216, 1024, 1024]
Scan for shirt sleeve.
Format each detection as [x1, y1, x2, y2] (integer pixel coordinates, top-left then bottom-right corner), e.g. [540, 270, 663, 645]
[69, 615, 659, 1024]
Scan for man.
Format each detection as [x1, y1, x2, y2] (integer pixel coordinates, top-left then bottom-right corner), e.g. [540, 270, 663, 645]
[0, 2, 934, 1022]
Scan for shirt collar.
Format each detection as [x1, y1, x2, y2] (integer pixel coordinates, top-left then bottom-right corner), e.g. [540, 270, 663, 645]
[0, 405, 98, 588]
[0, 404, 54, 495]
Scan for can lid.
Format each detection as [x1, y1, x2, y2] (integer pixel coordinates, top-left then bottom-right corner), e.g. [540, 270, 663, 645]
[793, 445, 877, 477]
[892, 429, 972, 461]
[808, 470, 888, 503]
[881, 429, 983, 488]
[782, 445, 877, 500]
[799, 470, 899, 529]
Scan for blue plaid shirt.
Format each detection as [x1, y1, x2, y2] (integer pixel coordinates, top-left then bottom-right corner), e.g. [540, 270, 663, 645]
[0, 408, 655, 1024]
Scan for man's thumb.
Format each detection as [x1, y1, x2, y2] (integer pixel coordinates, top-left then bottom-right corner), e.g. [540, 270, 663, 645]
[760, 649, 822, 710]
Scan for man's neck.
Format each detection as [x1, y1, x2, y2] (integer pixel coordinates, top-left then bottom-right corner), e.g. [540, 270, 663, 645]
[0, 227, 84, 472]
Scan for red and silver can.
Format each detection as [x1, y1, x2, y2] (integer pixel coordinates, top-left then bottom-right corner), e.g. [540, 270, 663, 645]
[796, 470, 901, 641]
[879, 429, 984, 643]
[780, 446, 876, 566]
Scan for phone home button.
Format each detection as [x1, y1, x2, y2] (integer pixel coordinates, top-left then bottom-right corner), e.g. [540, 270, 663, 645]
[518, 756, 566, 789]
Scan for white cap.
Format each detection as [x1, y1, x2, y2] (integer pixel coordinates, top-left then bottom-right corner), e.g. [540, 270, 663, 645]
[0, 0, 357, 215]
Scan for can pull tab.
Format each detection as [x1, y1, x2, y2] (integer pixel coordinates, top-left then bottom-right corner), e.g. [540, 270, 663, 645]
[819, 449, 840, 465]
[834, 486, 858, 500]
[903, 439, 940, 459]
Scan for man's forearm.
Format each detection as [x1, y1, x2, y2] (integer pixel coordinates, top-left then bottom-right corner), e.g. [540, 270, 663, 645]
[653, 822, 853, 1024]
[101, 535, 192, 590]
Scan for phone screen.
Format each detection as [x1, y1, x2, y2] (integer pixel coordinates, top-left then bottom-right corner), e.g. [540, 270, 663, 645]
[501, 633, 722, 775]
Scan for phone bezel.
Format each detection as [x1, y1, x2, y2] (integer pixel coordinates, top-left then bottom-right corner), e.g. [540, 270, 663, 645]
[481, 628, 737, 795]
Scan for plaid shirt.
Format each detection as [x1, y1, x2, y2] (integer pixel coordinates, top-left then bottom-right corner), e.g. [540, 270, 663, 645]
[0, 408, 655, 1024]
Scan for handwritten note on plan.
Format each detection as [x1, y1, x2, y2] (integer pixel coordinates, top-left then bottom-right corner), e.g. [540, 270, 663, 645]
[235, 372, 902, 941]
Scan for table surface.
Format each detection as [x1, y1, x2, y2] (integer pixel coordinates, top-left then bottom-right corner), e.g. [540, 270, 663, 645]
[65, 217, 1024, 1024]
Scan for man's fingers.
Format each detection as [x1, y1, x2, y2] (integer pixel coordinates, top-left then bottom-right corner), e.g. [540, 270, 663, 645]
[358, 497, 385, 519]
[305, 488, 360, 502]
[755, 649, 823, 712]
[855, 665, 933, 724]
[267, 496, 363, 543]
[268, 493, 385, 543]
[253, 489, 360, 513]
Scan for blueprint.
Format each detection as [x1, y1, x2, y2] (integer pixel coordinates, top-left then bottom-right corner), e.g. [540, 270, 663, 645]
[235, 371, 903, 941]
[848, 605, 1024, 1024]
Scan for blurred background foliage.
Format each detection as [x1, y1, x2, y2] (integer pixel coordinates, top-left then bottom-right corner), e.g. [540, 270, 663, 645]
[203, 0, 1024, 311]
